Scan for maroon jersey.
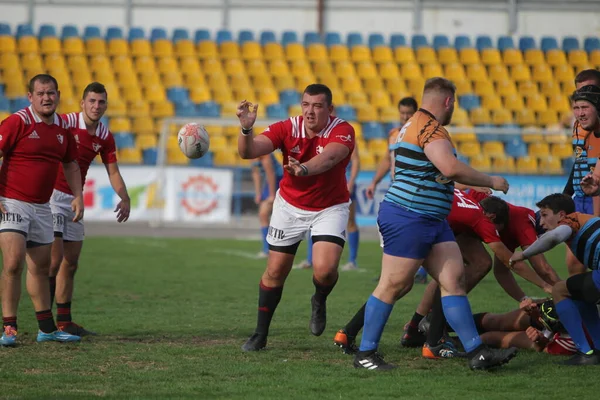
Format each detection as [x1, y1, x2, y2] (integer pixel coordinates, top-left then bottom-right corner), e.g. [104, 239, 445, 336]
[447, 189, 501, 243]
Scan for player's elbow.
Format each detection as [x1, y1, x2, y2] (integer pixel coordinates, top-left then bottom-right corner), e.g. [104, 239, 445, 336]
[436, 158, 459, 180]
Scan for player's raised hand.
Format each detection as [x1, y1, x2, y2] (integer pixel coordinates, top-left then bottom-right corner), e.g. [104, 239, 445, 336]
[284, 157, 306, 176]
[236, 100, 258, 130]
[491, 176, 509, 194]
[71, 196, 84, 222]
[365, 182, 376, 199]
[581, 173, 600, 196]
[114, 198, 130, 223]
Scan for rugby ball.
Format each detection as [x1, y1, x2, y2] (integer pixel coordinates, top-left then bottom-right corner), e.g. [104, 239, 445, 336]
[178, 123, 210, 159]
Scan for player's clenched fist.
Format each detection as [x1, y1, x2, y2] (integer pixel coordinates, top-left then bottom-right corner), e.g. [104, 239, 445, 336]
[491, 176, 509, 194]
[237, 100, 258, 130]
[581, 173, 600, 196]
[284, 157, 308, 176]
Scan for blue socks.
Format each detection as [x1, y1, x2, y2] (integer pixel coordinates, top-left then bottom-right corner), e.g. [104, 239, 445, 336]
[348, 230, 359, 264]
[260, 226, 269, 254]
[416, 266, 427, 277]
[556, 299, 592, 354]
[306, 236, 313, 264]
[441, 295, 482, 353]
[359, 295, 394, 352]
[574, 300, 600, 350]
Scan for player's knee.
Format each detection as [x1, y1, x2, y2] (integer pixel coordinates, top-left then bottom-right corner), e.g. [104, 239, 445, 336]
[552, 280, 569, 301]
[1, 260, 24, 276]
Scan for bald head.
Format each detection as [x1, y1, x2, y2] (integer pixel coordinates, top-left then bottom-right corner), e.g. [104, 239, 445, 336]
[421, 77, 456, 126]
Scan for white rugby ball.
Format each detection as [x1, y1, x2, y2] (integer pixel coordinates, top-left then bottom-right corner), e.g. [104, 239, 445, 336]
[178, 123, 210, 159]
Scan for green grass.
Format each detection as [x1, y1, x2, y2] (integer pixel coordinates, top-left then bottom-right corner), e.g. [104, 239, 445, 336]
[1, 237, 599, 399]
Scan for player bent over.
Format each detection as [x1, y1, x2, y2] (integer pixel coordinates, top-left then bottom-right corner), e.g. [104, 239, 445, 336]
[237, 84, 355, 351]
[0, 74, 83, 346]
[49, 82, 130, 336]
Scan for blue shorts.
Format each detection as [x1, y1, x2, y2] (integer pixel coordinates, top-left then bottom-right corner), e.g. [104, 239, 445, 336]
[261, 176, 282, 201]
[574, 195, 593, 214]
[377, 200, 455, 259]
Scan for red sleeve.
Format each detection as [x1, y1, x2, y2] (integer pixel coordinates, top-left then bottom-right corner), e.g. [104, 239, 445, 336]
[101, 132, 118, 164]
[0, 115, 22, 156]
[260, 121, 286, 150]
[471, 215, 502, 243]
[466, 190, 490, 203]
[62, 130, 78, 163]
[326, 122, 355, 151]
[514, 209, 538, 248]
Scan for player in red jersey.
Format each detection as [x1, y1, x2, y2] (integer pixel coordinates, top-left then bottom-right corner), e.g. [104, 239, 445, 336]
[49, 82, 130, 336]
[237, 84, 355, 351]
[0, 74, 83, 346]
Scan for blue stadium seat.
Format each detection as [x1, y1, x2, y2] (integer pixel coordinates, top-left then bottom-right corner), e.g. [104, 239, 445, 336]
[476, 128, 500, 142]
[519, 36, 536, 52]
[38, 24, 57, 38]
[279, 89, 300, 109]
[175, 101, 198, 117]
[458, 94, 480, 112]
[368, 33, 385, 49]
[196, 101, 221, 118]
[505, 138, 528, 158]
[172, 28, 189, 42]
[0, 23, 11, 36]
[390, 33, 407, 48]
[411, 34, 428, 49]
[142, 148, 158, 165]
[433, 34, 450, 50]
[454, 35, 472, 50]
[0, 84, 4, 96]
[260, 30, 276, 46]
[128, 27, 145, 41]
[61, 25, 79, 40]
[16, 24, 34, 38]
[304, 31, 321, 46]
[167, 87, 190, 105]
[281, 31, 298, 46]
[106, 26, 124, 41]
[334, 105, 357, 121]
[266, 104, 288, 119]
[562, 36, 580, 53]
[382, 122, 396, 134]
[347, 32, 364, 48]
[216, 29, 233, 44]
[457, 154, 469, 164]
[113, 133, 135, 148]
[541, 36, 559, 52]
[194, 29, 211, 43]
[324, 32, 342, 47]
[238, 30, 255, 44]
[150, 27, 168, 42]
[475, 35, 493, 51]
[190, 152, 213, 167]
[584, 37, 600, 53]
[100, 116, 109, 127]
[497, 36, 515, 51]
[83, 25, 102, 40]
[0, 96, 9, 111]
[362, 122, 386, 140]
[10, 97, 29, 112]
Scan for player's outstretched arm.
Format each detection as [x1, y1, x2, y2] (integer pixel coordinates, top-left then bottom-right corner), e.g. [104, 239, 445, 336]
[510, 225, 573, 266]
[424, 140, 508, 193]
[492, 255, 527, 301]
[105, 162, 131, 223]
[526, 253, 561, 285]
[236, 101, 274, 159]
[63, 160, 84, 222]
[287, 143, 350, 176]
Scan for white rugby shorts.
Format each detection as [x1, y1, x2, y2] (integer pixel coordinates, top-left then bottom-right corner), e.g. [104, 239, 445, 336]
[50, 189, 84, 242]
[0, 196, 54, 245]
[267, 190, 350, 248]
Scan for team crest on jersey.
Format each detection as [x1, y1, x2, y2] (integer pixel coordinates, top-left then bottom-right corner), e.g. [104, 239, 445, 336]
[56, 134, 63, 144]
[316, 145, 324, 154]
[93, 143, 102, 153]
[575, 146, 583, 159]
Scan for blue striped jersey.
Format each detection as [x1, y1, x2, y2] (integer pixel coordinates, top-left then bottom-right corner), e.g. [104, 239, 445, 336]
[571, 121, 600, 197]
[563, 212, 600, 269]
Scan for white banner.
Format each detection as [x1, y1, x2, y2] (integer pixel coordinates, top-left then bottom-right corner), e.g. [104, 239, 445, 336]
[83, 165, 232, 223]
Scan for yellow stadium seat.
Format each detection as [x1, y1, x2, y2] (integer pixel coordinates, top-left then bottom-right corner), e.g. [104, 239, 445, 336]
[407, 78, 425, 98]
[167, 147, 190, 165]
[394, 47, 416, 64]
[233, 86, 255, 100]
[470, 108, 491, 125]
[459, 141, 482, 158]
[211, 86, 234, 104]
[454, 80, 473, 96]
[488, 64, 510, 82]
[175, 39, 195, 58]
[531, 63, 554, 83]
[213, 150, 237, 166]
[521, 132, 544, 144]
[269, 59, 291, 77]
[524, 49, 544, 66]
[329, 45, 349, 62]
[465, 64, 488, 82]
[313, 61, 334, 79]
[220, 41, 241, 60]
[153, 39, 173, 58]
[363, 77, 383, 93]
[422, 63, 443, 79]
[491, 108, 513, 125]
[201, 58, 223, 75]
[568, 50, 588, 68]
[72, 70, 93, 87]
[538, 156, 563, 174]
[359, 151, 377, 170]
[540, 80, 562, 97]
[368, 138, 389, 154]
[241, 42, 262, 61]
[450, 129, 477, 143]
[335, 60, 357, 78]
[517, 80, 539, 96]
[377, 62, 399, 79]
[4, 81, 27, 98]
[57, 97, 80, 114]
[537, 109, 558, 126]
[341, 76, 363, 93]
[119, 148, 142, 164]
[263, 42, 284, 61]
[246, 59, 269, 78]
[166, 135, 180, 151]
[0, 53, 20, 70]
[401, 62, 422, 80]
[111, 55, 133, 72]
[108, 39, 128, 57]
[510, 64, 532, 82]
[188, 86, 210, 103]
[18, 36, 39, 54]
[482, 141, 505, 158]
[496, 79, 518, 97]
[525, 93, 548, 112]
[548, 93, 571, 113]
[437, 48, 458, 65]
[44, 54, 67, 72]
[551, 142, 572, 159]
[516, 156, 538, 174]
[136, 134, 157, 150]
[184, 72, 206, 88]
[515, 109, 537, 126]
[109, 117, 132, 133]
[274, 75, 296, 91]
[67, 54, 89, 70]
[474, 80, 496, 97]
[357, 62, 378, 79]
[209, 135, 228, 151]
[561, 79, 576, 95]
[151, 100, 174, 118]
[130, 40, 151, 57]
[590, 50, 600, 67]
[230, 74, 251, 90]
[85, 38, 106, 56]
[285, 43, 306, 61]
[62, 37, 84, 56]
[295, 75, 316, 92]
[143, 84, 167, 103]
[347, 92, 368, 108]
[379, 106, 399, 123]
[21, 53, 43, 71]
[40, 37, 61, 55]
[197, 41, 217, 59]
[372, 46, 393, 64]
[545, 133, 568, 144]
[369, 90, 391, 108]
[351, 45, 372, 63]
[554, 64, 575, 83]
[416, 47, 437, 64]
[459, 48, 480, 65]
[450, 107, 470, 127]
[257, 87, 279, 106]
[492, 156, 516, 174]
[481, 95, 503, 110]
[128, 100, 151, 118]
[444, 63, 466, 82]
[290, 60, 312, 78]
[307, 43, 328, 62]
[179, 57, 200, 76]
[502, 48, 523, 66]
[546, 49, 567, 66]
[134, 56, 156, 73]
[224, 59, 246, 76]
[0, 36, 17, 53]
[104, 98, 127, 117]
[288, 104, 302, 116]
[481, 48, 502, 66]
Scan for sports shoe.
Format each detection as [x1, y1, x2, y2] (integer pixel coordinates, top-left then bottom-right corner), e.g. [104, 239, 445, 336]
[293, 260, 312, 270]
[422, 340, 466, 359]
[468, 345, 518, 370]
[310, 295, 326, 336]
[559, 351, 600, 366]
[333, 329, 358, 354]
[400, 323, 426, 348]
[417, 315, 431, 336]
[241, 333, 267, 352]
[354, 350, 396, 371]
[37, 330, 81, 343]
[58, 322, 97, 337]
[0, 326, 17, 347]
[341, 262, 359, 271]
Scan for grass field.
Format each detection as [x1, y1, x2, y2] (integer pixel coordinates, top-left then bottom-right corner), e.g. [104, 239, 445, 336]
[1, 236, 599, 399]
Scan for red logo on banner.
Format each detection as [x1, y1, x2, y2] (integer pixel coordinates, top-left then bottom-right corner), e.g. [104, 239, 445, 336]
[180, 175, 219, 216]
